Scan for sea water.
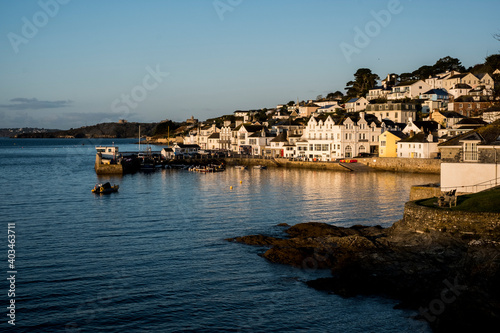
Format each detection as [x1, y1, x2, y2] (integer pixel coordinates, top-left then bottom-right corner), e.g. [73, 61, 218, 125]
[0, 138, 437, 332]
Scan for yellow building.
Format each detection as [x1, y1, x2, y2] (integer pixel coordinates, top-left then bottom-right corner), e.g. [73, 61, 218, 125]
[379, 130, 407, 157]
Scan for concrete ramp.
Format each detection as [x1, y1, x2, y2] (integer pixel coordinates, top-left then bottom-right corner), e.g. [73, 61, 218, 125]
[339, 162, 374, 172]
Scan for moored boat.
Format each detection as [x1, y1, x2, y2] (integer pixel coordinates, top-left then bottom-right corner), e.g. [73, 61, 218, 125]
[92, 182, 119, 194]
[253, 165, 267, 169]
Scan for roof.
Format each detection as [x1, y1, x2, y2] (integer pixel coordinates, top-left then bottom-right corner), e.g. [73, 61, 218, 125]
[346, 98, 360, 103]
[452, 83, 472, 89]
[318, 105, 338, 109]
[437, 111, 465, 119]
[439, 121, 500, 146]
[384, 130, 407, 139]
[448, 73, 469, 80]
[208, 133, 220, 139]
[176, 144, 200, 149]
[412, 120, 439, 132]
[241, 124, 265, 132]
[395, 80, 419, 86]
[400, 133, 437, 143]
[456, 118, 488, 125]
[270, 133, 288, 143]
[483, 106, 500, 113]
[422, 88, 448, 95]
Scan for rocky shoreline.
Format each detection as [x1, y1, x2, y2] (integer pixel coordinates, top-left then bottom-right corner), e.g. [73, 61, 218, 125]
[227, 220, 500, 332]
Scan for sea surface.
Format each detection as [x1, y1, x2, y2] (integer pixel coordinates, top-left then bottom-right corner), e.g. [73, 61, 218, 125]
[0, 138, 440, 332]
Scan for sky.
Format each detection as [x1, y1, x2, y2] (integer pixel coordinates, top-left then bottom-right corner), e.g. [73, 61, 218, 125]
[0, 0, 499, 130]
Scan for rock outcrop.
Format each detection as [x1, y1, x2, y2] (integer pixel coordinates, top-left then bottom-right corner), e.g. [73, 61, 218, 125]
[227, 220, 500, 332]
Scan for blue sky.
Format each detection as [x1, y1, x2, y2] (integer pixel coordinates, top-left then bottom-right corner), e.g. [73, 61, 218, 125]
[1, 0, 499, 129]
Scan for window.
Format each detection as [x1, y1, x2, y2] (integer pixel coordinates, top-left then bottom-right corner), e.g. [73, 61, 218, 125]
[463, 142, 479, 161]
[381, 141, 386, 147]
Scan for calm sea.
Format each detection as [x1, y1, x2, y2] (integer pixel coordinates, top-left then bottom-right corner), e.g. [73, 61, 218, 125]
[1, 138, 439, 332]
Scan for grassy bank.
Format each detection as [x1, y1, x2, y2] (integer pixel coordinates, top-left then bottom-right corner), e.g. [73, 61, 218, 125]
[418, 187, 500, 213]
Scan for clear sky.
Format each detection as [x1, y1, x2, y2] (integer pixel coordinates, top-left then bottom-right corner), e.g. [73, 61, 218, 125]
[1, 0, 499, 129]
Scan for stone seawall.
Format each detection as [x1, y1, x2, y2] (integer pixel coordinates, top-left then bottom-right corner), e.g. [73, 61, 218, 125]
[357, 157, 441, 174]
[397, 201, 500, 239]
[226, 158, 349, 171]
[226, 157, 441, 173]
[409, 184, 442, 201]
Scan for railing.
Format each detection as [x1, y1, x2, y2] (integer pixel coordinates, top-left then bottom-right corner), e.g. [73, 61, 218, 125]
[441, 176, 500, 193]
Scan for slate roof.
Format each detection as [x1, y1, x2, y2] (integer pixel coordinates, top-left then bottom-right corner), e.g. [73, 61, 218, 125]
[208, 133, 220, 139]
[438, 111, 465, 119]
[412, 121, 440, 133]
[456, 118, 488, 125]
[422, 88, 448, 95]
[386, 130, 407, 140]
[270, 133, 288, 143]
[400, 132, 436, 143]
[438, 121, 500, 146]
[452, 83, 472, 89]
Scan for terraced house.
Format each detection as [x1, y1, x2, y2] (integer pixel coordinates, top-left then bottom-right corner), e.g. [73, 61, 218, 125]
[300, 112, 387, 161]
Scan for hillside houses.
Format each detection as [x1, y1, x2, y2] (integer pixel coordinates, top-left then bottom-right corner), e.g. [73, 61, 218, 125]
[152, 63, 498, 164]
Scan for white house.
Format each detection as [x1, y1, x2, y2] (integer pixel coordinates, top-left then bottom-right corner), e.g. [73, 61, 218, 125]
[448, 83, 472, 99]
[161, 147, 174, 159]
[387, 80, 432, 100]
[300, 112, 384, 161]
[365, 102, 417, 124]
[345, 97, 368, 113]
[397, 133, 439, 158]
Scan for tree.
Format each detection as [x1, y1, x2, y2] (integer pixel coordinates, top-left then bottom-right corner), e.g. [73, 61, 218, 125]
[432, 56, 465, 73]
[287, 100, 295, 106]
[345, 68, 380, 98]
[316, 94, 323, 101]
[412, 65, 434, 80]
[326, 91, 344, 100]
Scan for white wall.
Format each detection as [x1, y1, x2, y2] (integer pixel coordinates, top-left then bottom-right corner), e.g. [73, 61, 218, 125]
[441, 163, 500, 193]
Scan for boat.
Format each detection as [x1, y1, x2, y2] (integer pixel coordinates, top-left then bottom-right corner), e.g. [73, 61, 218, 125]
[92, 182, 119, 194]
[253, 165, 267, 169]
[234, 165, 248, 170]
[190, 164, 226, 173]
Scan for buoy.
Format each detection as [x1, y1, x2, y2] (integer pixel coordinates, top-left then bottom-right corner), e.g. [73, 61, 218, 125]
[240, 180, 242, 184]
[230, 186, 233, 190]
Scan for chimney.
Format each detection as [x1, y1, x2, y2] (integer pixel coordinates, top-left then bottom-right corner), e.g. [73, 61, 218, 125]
[410, 130, 415, 138]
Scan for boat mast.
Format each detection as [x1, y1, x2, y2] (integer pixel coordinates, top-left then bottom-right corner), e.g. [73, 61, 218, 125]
[138, 125, 141, 152]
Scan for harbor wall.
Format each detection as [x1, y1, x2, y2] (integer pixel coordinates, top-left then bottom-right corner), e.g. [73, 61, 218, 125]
[225, 158, 349, 171]
[225, 157, 440, 173]
[409, 184, 442, 201]
[356, 157, 441, 174]
[398, 201, 500, 239]
[94, 153, 123, 174]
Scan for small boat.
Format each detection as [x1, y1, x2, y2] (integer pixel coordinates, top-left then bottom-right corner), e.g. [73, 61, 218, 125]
[234, 165, 247, 170]
[92, 182, 119, 194]
[253, 165, 267, 169]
